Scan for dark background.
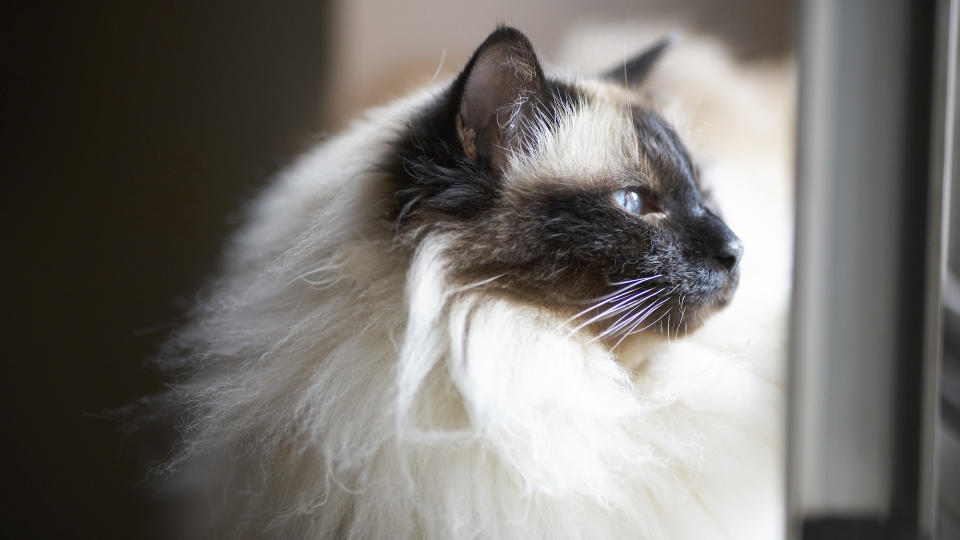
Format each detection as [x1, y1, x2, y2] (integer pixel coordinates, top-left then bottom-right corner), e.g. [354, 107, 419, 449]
[1, 2, 792, 538]
[3, 3, 331, 538]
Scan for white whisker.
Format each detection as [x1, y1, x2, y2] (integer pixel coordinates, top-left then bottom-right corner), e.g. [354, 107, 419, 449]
[428, 48, 448, 84]
[586, 275, 661, 304]
[594, 290, 664, 336]
[607, 275, 661, 288]
[570, 287, 662, 334]
[675, 298, 686, 340]
[564, 275, 660, 329]
[621, 302, 671, 338]
[571, 284, 646, 318]
[599, 295, 669, 339]
[610, 301, 671, 349]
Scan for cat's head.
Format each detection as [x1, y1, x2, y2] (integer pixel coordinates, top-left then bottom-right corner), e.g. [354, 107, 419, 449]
[389, 26, 742, 340]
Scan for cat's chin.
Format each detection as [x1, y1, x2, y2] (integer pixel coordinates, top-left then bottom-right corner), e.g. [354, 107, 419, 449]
[643, 273, 740, 339]
[714, 270, 741, 308]
[691, 267, 741, 313]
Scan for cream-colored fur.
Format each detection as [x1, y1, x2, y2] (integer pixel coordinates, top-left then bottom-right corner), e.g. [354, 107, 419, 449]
[161, 27, 793, 540]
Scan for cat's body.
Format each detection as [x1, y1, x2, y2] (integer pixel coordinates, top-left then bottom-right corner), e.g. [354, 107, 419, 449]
[158, 27, 790, 539]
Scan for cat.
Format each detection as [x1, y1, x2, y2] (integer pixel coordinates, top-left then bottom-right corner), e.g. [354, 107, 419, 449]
[156, 25, 786, 539]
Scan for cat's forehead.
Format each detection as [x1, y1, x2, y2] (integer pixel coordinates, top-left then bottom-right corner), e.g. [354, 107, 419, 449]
[505, 79, 691, 193]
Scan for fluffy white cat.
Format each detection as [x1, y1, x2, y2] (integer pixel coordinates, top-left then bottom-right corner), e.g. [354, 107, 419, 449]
[157, 25, 792, 540]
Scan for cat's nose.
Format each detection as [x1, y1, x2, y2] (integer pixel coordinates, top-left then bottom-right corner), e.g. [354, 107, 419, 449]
[714, 237, 743, 271]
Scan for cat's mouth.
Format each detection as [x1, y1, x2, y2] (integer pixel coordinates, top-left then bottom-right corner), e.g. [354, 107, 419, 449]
[663, 267, 740, 336]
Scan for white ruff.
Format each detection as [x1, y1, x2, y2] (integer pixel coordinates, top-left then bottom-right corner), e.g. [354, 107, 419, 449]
[161, 31, 792, 540]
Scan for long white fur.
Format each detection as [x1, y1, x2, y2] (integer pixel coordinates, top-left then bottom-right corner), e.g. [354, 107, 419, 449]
[161, 29, 792, 540]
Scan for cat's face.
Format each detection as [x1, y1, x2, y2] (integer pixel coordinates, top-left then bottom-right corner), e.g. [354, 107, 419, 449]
[390, 27, 741, 340]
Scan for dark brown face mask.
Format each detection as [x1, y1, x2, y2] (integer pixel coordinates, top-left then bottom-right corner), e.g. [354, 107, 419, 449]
[385, 26, 741, 340]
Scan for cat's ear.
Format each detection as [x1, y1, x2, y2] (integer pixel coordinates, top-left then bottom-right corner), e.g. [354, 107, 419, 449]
[455, 26, 545, 170]
[600, 33, 678, 86]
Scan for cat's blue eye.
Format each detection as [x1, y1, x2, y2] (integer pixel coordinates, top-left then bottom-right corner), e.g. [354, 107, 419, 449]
[612, 188, 643, 214]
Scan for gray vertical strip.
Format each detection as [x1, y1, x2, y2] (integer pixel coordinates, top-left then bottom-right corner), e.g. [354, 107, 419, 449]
[938, 0, 960, 536]
[789, 0, 942, 538]
[925, 0, 958, 535]
[791, 0, 908, 521]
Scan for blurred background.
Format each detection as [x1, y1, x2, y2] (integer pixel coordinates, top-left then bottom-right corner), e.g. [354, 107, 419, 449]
[0, 1, 844, 538]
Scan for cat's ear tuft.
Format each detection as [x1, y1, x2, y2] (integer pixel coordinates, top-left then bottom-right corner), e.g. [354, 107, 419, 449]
[455, 26, 545, 170]
[600, 33, 679, 86]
